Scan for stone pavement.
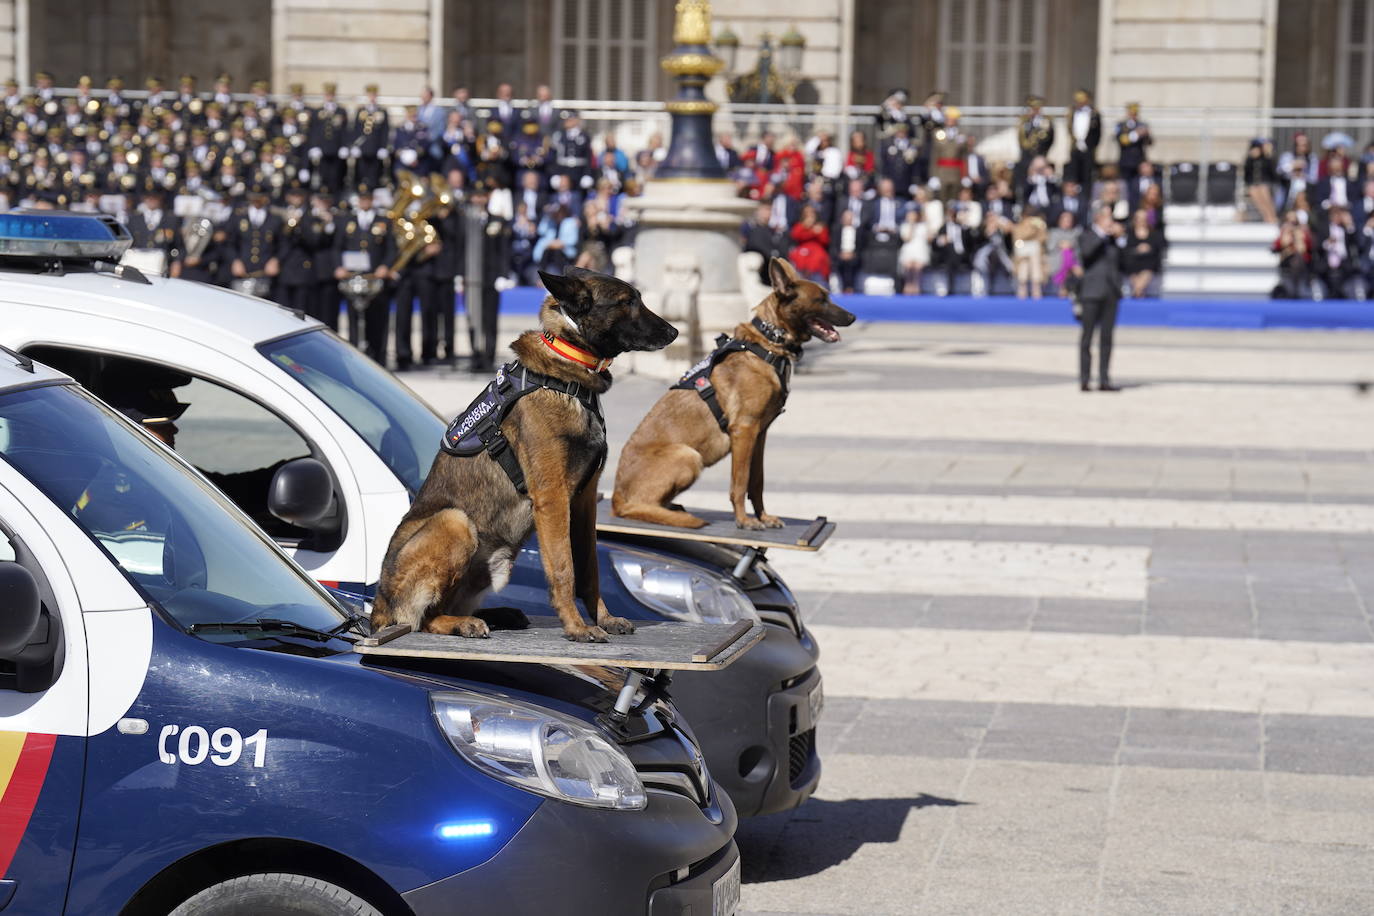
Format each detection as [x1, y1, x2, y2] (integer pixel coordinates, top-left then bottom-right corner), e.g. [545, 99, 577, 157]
[400, 320, 1374, 915]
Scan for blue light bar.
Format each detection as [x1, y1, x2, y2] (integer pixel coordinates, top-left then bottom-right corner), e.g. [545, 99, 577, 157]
[0, 211, 133, 259]
[437, 821, 496, 839]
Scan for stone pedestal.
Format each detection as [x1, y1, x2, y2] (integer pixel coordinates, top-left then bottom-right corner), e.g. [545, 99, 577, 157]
[620, 178, 756, 379]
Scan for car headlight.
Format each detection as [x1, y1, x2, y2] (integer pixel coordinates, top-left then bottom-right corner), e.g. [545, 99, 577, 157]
[431, 690, 646, 810]
[609, 549, 759, 625]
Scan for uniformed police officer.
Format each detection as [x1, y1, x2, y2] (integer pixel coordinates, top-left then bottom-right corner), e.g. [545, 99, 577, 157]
[462, 183, 509, 373]
[349, 84, 389, 192]
[226, 187, 284, 297]
[311, 191, 341, 330]
[550, 112, 592, 192]
[308, 82, 349, 193]
[127, 188, 183, 277]
[276, 183, 324, 318]
[332, 186, 395, 357]
[424, 172, 466, 365]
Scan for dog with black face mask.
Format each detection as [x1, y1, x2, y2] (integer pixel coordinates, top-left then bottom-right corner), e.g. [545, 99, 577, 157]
[371, 268, 678, 642]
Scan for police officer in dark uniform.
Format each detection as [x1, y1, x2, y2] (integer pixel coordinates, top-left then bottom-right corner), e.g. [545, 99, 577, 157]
[177, 202, 223, 286]
[550, 112, 592, 193]
[276, 182, 324, 317]
[311, 191, 341, 330]
[511, 117, 550, 189]
[127, 187, 183, 276]
[349, 84, 390, 192]
[308, 82, 349, 193]
[226, 186, 284, 297]
[423, 184, 465, 365]
[462, 182, 509, 373]
[332, 186, 395, 357]
[880, 123, 918, 198]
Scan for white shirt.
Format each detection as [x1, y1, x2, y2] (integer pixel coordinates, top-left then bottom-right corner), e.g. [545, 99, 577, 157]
[356, 208, 373, 231]
[1072, 107, 1092, 150]
[248, 206, 266, 228]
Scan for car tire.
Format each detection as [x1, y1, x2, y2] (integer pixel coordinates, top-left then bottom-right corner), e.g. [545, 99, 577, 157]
[169, 873, 382, 916]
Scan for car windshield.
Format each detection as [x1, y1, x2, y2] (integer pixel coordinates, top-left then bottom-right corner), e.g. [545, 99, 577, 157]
[0, 382, 346, 634]
[259, 330, 444, 495]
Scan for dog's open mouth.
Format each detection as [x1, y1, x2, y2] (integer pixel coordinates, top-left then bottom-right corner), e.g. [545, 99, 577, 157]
[808, 317, 842, 342]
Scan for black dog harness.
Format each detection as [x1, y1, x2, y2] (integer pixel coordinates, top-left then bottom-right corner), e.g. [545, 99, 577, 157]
[441, 360, 605, 495]
[671, 317, 796, 432]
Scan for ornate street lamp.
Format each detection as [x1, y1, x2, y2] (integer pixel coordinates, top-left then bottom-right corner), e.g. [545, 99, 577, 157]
[657, 0, 727, 179]
[778, 24, 806, 75]
[714, 26, 739, 76]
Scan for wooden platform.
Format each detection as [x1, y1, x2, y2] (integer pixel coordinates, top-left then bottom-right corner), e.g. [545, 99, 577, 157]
[595, 502, 835, 552]
[354, 615, 764, 671]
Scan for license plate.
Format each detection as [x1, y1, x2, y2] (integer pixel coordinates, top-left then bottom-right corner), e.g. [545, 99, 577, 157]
[808, 680, 825, 725]
[713, 855, 741, 916]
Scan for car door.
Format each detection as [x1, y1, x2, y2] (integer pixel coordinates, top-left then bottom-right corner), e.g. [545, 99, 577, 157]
[0, 481, 90, 914]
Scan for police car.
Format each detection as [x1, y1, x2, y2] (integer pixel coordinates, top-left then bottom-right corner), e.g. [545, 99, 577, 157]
[0, 350, 740, 915]
[0, 211, 821, 819]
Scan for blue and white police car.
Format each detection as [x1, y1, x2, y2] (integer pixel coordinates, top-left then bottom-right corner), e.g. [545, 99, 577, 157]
[0, 348, 740, 915]
[0, 211, 822, 819]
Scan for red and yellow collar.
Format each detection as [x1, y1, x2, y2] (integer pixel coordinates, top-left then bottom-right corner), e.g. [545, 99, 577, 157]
[541, 332, 612, 371]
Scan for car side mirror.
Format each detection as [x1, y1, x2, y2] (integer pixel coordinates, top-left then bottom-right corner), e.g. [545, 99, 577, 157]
[268, 457, 338, 531]
[0, 562, 40, 658]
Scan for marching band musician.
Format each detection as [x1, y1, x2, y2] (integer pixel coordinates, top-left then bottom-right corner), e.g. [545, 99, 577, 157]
[308, 82, 349, 193]
[1015, 94, 1054, 203]
[311, 191, 341, 330]
[332, 185, 395, 356]
[127, 187, 184, 278]
[226, 185, 284, 299]
[423, 168, 467, 366]
[349, 84, 390, 191]
[277, 183, 326, 319]
[1114, 102, 1152, 186]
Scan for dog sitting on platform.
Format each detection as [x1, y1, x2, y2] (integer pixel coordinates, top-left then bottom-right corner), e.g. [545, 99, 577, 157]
[613, 257, 854, 530]
[370, 268, 678, 642]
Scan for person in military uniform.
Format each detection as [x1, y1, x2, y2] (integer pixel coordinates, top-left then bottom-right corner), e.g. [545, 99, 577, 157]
[391, 105, 431, 179]
[173, 74, 204, 127]
[127, 188, 183, 277]
[310, 191, 341, 330]
[474, 120, 512, 192]
[176, 198, 223, 286]
[106, 77, 133, 124]
[308, 82, 349, 193]
[1015, 94, 1055, 203]
[332, 186, 394, 355]
[1114, 102, 1152, 187]
[930, 107, 965, 203]
[1064, 89, 1101, 190]
[248, 80, 278, 134]
[423, 172, 466, 365]
[276, 183, 326, 318]
[550, 112, 592, 192]
[511, 118, 550, 190]
[211, 73, 238, 119]
[462, 182, 509, 373]
[280, 83, 313, 174]
[100, 146, 140, 197]
[226, 187, 284, 297]
[349, 84, 390, 192]
[879, 122, 918, 198]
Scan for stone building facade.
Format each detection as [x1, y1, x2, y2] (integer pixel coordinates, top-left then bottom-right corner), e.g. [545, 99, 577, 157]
[0, 0, 1367, 113]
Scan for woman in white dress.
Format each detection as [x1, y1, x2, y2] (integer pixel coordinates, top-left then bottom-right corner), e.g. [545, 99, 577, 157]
[898, 206, 931, 294]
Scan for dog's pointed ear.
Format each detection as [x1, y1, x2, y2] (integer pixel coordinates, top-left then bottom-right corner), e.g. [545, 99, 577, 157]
[768, 257, 800, 299]
[540, 269, 594, 316]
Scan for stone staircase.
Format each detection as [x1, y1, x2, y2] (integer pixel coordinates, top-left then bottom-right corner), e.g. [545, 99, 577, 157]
[1161, 205, 1279, 298]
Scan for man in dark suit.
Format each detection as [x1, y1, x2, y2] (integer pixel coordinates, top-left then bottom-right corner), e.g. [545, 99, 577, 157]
[491, 82, 522, 137]
[311, 192, 341, 331]
[1125, 160, 1162, 211]
[1053, 180, 1089, 228]
[463, 184, 510, 372]
[741, 201, 790, 285]
[931, 210, 975, 297]
[1077, 204, 1126, 392]
[1064, 89, 1101, 189]
[714, 133, 742, 173]
[833, 177, 870, 232]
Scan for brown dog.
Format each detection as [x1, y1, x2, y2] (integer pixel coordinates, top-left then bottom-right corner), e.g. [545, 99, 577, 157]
[613, 257, 855, 530]
[370, 268, 678, 642]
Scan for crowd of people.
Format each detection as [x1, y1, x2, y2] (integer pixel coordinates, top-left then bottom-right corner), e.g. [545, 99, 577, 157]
[1245, 134, 1374, 300]
[735, 91, 1167, 300]
[0, 71, 1187, 370]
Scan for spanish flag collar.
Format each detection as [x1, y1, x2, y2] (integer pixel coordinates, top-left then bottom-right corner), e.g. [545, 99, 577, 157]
[540, 331, 612, 371]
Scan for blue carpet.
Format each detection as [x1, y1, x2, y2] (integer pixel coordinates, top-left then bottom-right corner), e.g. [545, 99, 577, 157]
[456, 289, 1374, 331]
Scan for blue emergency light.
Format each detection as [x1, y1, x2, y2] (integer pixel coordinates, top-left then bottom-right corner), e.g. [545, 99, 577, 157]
[0, 211, 133, 259]
[436, 821, 496, 840]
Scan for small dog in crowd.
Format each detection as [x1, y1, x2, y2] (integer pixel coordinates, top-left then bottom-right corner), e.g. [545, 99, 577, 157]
[613, 257, 854, 530]
[371, 268, 677, 642]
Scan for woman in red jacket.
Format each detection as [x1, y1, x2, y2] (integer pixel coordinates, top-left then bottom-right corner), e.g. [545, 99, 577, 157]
[789, 204, 831, 284]
[844, 130, 876, 183]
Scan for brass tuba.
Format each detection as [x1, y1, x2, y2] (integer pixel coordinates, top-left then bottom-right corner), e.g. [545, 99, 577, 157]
[386, 170, 450, 274]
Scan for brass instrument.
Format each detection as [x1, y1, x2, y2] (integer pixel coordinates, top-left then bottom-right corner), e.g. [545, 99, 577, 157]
[386, 170, 452, 274]
[182, 216, 213, 262]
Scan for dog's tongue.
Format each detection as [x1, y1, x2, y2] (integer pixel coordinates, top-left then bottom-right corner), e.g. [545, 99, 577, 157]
[809, 318, 841, 342]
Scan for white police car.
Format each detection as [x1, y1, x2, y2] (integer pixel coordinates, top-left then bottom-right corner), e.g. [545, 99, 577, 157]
[0, 211, 821, 818]
[0, 349, 740, 914]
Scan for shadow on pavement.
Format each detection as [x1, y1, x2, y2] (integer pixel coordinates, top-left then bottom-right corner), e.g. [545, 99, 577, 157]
[737, 793, 971, 882]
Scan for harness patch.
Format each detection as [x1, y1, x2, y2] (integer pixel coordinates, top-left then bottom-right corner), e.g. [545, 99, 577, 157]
[671, 332, 794, 432]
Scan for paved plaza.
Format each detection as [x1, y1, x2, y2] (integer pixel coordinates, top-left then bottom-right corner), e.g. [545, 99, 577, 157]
[405, 319, 1374, 915]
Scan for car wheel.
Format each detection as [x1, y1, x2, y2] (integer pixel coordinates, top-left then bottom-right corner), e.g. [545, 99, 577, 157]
[170, 873, 383, 916]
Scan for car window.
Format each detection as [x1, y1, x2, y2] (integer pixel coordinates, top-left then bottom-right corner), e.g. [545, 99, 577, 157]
[23, 347, 318, 541]
[0, 383, 344, 634]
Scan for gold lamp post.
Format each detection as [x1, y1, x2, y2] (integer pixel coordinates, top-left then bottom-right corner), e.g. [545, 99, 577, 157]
[657, 0, 727, 178]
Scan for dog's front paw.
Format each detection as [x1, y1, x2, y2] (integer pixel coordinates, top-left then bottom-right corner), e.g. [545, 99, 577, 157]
[453, 617, 491, 638]
[759, 513, 785, 528]
[736, 516, 765, 531]
[564, 624, 610, 643]
[597, 615, 636, 635]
